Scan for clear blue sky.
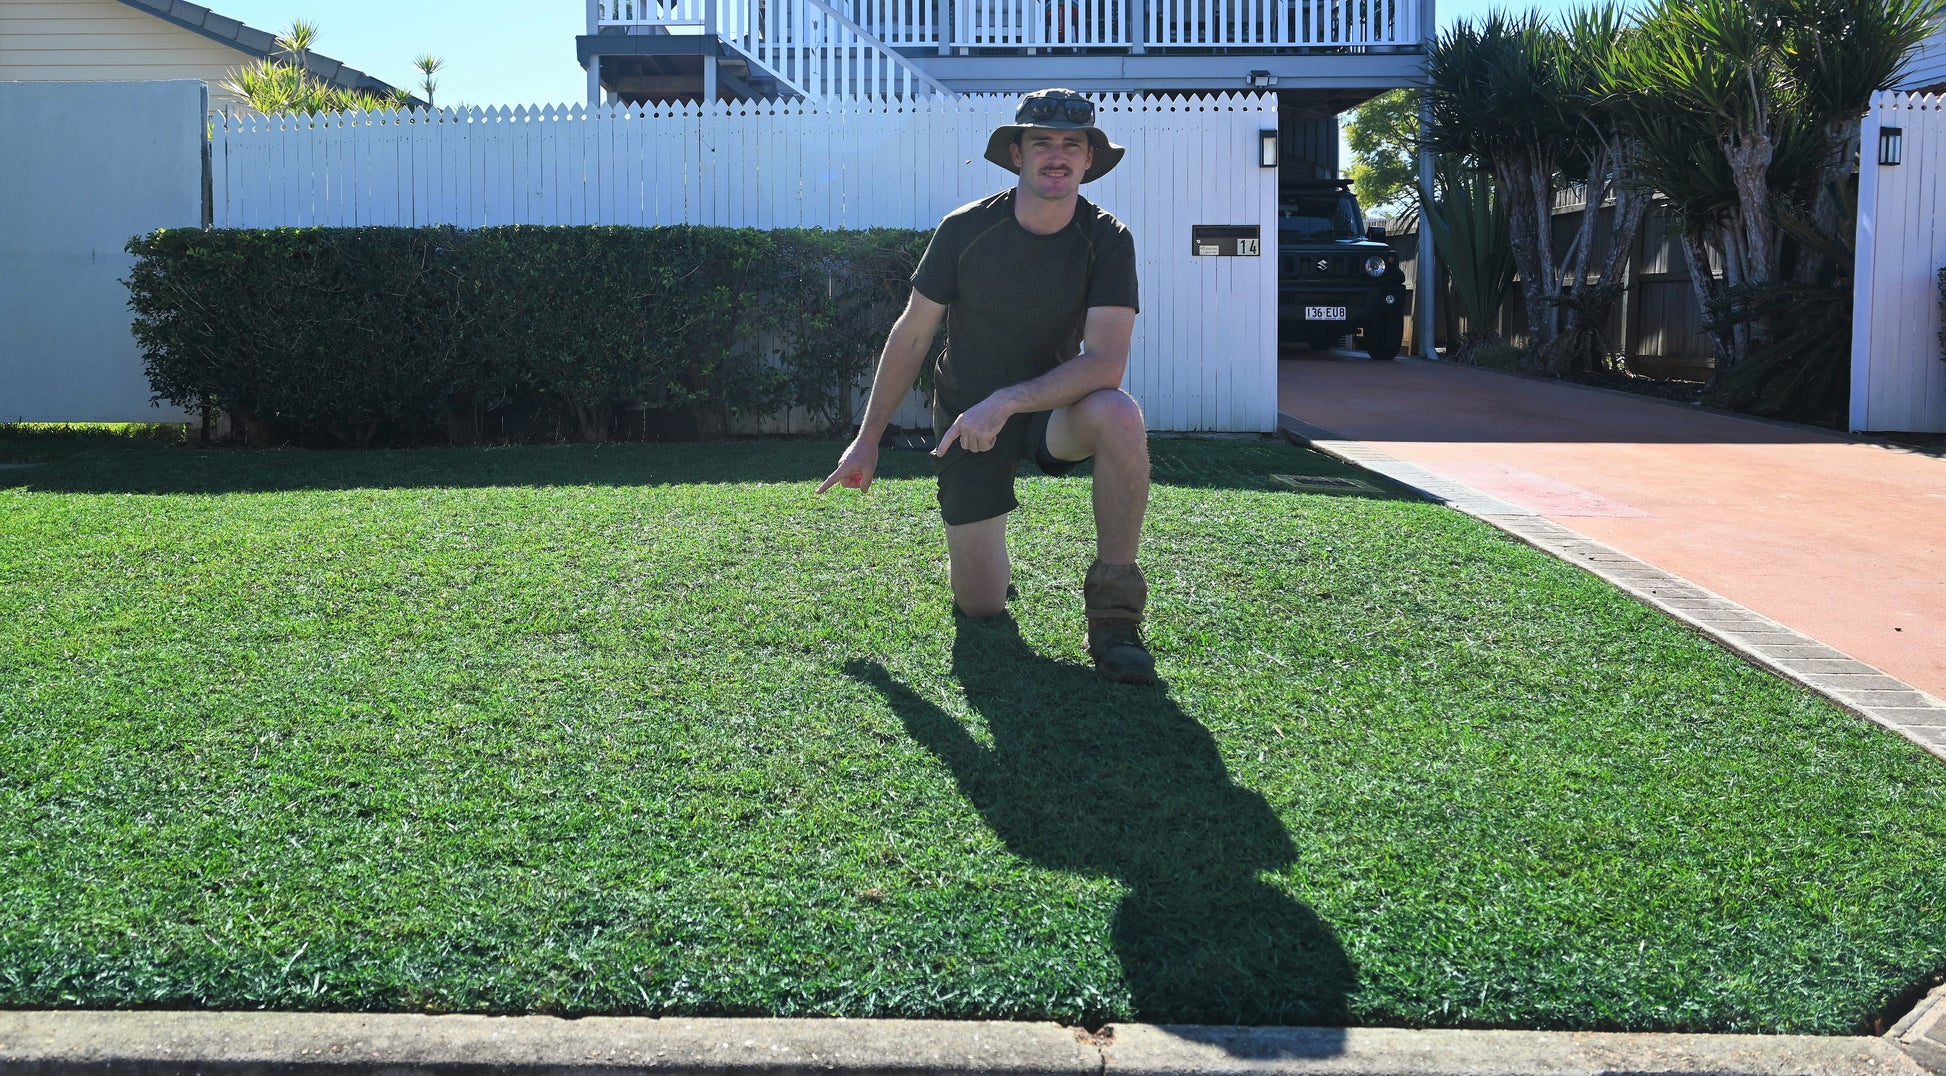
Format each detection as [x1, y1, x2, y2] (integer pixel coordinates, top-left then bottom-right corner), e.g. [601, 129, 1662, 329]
[204, 0, 1571, 109]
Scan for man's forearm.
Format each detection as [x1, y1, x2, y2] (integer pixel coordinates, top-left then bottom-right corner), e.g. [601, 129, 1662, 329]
[854, 335, 929, 441]
[984, 350, 1126, 418]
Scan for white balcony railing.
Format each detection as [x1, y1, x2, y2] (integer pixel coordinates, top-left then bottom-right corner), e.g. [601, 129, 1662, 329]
[598, 0, 1417, 56]
[1146, 0, 1415, 46]
[955, 0, 1133, 48]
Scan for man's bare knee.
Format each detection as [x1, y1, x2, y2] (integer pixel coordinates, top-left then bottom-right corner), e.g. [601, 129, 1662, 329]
[1080, 389, 1145, 446]
[950, 571, 1010, 618]
[955, 595, 1009, 619]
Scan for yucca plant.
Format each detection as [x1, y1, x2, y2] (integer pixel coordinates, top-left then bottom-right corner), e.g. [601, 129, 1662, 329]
[1422, 155, 1517, 362]
[1424, 15, 1570, 355]
[1606, 0, 1937, 409]
[1782, 0, 1941, 276]
[221, 19, 406, 116]
[1425, 8, 1646, 374]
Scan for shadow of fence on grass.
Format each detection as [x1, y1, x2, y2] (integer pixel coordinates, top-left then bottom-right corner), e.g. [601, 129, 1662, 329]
[1, 441, 919, 496]
[844, 616, 1355, 1048]
[5, 437, 1411, 500]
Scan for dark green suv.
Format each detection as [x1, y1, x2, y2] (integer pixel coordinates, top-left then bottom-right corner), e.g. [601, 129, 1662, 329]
[1278, 180, 1411, 361]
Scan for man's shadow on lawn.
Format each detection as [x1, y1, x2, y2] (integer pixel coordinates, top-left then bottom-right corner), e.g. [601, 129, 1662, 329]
[845, 617, 1355, 1052]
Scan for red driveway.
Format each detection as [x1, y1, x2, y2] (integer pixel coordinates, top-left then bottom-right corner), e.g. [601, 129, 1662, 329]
[1277, 354, 1946, 701]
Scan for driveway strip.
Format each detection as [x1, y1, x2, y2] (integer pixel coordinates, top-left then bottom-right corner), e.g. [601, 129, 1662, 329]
[1277, 413, 1946, 764]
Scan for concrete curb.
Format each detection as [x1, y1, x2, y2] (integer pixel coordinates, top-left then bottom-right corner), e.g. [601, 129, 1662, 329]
[1277, 413, 1946, 765]
[0, 1012, 1932, 1076]
[1891, 985, 1946, 1073]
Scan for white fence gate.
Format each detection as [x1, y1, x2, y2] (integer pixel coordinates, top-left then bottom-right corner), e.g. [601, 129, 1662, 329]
[210, 94, 1279, 434]
[1853, 91, 1946, 434]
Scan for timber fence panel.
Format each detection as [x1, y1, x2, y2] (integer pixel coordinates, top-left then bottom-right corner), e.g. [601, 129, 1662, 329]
[329, 112, 355, 227]
[437, 110, 463, 227]
[404, 110, 428, 227]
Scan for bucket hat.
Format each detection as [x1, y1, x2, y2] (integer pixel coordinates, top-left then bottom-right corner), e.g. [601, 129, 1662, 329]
[984, 88, 1126, 183]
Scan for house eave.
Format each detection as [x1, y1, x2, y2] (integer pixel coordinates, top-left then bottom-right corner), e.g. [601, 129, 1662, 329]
[578, 34, 725, 64]
[112, 0, 412, 100]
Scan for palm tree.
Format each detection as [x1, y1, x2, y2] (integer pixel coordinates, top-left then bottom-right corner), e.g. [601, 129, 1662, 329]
[413, 53, 446, 110]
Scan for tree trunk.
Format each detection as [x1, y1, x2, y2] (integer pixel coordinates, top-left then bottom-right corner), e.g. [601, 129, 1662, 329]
[574, 402, 613, 443]
[1679, 227, 1735, 378]
[1799, 115, 1860, 285]
[1722, 125, 1779, 287]
[1496, 155, 1558, 354]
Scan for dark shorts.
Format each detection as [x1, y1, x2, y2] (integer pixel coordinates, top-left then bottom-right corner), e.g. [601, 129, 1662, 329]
[934, 408, 1086, 526]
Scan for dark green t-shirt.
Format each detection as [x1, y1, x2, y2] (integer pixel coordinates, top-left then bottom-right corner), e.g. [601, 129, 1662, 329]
[912, 190, 1139, 418]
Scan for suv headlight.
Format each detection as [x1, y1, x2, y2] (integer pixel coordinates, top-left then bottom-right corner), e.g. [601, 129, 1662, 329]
[1362, 255, 1388, 278]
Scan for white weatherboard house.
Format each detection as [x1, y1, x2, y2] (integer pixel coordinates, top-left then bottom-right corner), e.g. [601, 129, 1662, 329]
[576, 0, 1432, 182]
[0, 0, 409, 112]
[5, 0, 1429, 430]
[572, 0, 1438, 431]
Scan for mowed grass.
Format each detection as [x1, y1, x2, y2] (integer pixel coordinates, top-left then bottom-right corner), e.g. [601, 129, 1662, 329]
[2, 435, 1943, 1034]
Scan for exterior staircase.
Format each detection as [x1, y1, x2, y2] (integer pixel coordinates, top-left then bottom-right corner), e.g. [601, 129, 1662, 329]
[593, 0, 949, 102]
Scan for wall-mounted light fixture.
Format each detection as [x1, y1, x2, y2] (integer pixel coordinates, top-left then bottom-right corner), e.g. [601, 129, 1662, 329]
[1880, 126, 1903, 166]
[1259, 129, 1279, 167]
[1247, 69, 1275, 88]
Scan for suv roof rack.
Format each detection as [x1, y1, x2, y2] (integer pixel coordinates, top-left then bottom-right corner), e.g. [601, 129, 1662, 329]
[1284, 178, 1355, 191]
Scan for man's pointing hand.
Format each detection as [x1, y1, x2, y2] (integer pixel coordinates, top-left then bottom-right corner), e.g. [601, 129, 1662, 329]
[818, 438, 879, 494]
[932, 397, 1011, 457]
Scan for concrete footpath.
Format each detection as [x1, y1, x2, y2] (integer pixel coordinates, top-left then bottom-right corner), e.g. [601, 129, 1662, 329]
[1, 1005, 1942, 1075]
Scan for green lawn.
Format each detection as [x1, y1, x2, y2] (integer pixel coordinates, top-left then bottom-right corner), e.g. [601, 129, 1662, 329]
[2, 435, 1942, 1034]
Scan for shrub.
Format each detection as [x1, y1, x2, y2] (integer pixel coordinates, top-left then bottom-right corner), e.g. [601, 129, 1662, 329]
[1469, 342, 1527, 370]
[126, 225, 930, 445]
[467, 226, 765, 442]
[759, 229, 932, 434]
[128, 227, 470, 445]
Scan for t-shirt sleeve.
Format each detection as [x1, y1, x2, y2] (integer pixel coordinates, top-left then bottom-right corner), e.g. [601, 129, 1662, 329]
[1087, 219, 1139, 313]
[911, 220, 959, 306]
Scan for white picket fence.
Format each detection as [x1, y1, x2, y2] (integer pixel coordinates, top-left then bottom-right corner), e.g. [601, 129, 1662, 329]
[1853, 91, 1946, 433]
[210, 94, 1280, 433]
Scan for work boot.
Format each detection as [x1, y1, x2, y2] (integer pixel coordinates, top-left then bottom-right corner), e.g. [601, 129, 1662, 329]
[1084, 559, 1157, 684]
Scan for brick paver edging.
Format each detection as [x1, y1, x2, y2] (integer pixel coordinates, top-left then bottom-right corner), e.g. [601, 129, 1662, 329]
[1277, 415, 1946, 765]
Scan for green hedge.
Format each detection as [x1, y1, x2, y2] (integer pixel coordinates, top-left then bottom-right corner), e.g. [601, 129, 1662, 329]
[126, 225, 930, 445]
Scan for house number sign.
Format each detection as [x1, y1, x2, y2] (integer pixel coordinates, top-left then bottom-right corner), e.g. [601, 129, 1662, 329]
[1191, 225, 1262, 257]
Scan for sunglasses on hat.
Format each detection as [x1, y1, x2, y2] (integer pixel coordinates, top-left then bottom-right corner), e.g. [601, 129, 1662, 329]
[1018, 95, 1095, 125]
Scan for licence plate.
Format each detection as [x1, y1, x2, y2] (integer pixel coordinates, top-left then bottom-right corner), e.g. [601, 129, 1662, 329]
[1304, 306, 1348, 321]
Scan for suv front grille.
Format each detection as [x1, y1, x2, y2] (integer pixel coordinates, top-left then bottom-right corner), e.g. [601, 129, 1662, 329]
[1285, 291, 1361, 308]
[1284, 253, 1358, 279]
